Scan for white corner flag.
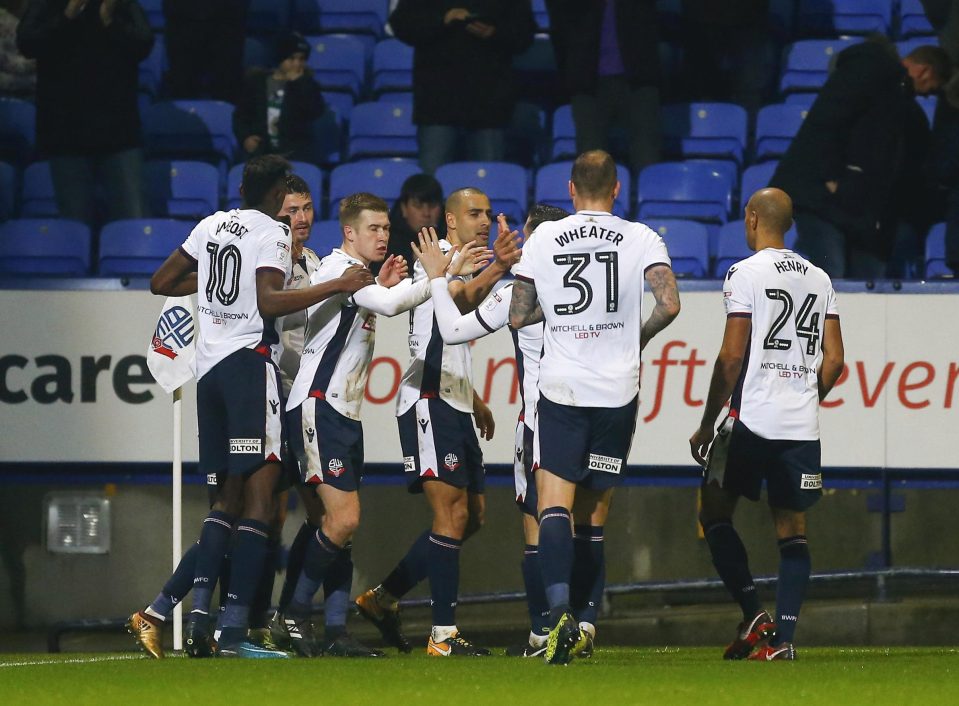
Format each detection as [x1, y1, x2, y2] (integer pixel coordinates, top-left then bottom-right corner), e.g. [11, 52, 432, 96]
[147, 295, 197, 653]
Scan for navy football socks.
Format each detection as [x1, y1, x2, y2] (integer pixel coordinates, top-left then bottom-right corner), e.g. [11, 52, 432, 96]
[538, 506, 573, 623]
[288, 528, 342, 617]
[772, 535, 811, 646]
[381, 529, 431, 598]
[703, 520, 762, 621]
[278, 520, 317, 612]
[323, 542, 353, 640]
[218, 519, 271, 647]
[190, 510, 234, 618]
[147, 541, 199, 620]
[571, 524, 605, 626]
[427, 533, 462, 627]
[249, 534, 280, 630]
[521, 545, 549, 635]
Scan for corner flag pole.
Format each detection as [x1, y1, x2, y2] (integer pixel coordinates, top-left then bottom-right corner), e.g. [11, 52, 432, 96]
[172, 386, 184, 652]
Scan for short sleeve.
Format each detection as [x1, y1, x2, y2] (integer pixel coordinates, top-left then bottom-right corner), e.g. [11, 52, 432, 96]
[825, 285, 839, 319]
[257, 223, 292, 276]
[475, 284, 512, 332]
[513, 231, 537, 283]
[642, 226, 671, 272]
[723, 265, 752, 317]
[180, 220, 203, 261]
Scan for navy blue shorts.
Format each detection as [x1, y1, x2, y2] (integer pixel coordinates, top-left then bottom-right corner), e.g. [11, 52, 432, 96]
[514, 420, 537, 516]
[398, 398, 485, 495]
[704, 417, 822, 512]
[196, 347, 284, 479]
[288, 396, 364, 492]
[534, 395, 638, 491]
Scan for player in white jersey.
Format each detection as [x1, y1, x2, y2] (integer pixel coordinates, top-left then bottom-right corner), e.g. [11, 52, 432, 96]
[144, 156, 374, 659]
[689, 188, 844, 662]
[354, 188, 522, 657]
[509, 151, 681, 664]
[414, 204, 594, 658]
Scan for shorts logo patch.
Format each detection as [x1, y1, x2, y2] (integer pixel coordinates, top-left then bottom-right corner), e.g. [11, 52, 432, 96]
[206, 473, 218, 486]
[230, 438, 261, 454]
[327, 458, 345, 477]
[800, 473, 822, 490]
[588, 453, 622, 474]
[403, 456, 416, 473]
[443, 453, 460, 471]
[306, 427, 315, 443]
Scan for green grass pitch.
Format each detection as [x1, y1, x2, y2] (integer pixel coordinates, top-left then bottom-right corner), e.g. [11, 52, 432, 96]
[1, 647, 957, 705]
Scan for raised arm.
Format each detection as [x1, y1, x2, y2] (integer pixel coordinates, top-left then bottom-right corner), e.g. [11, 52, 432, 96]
[508, 278, 543, 329]
[352, 277, 431, 317]
[689, 316, 751, 466]
[640, 264, 681, 351]
[448, 215, 521, 313]
[256, 265, 373, 319]
[818, 317, 844, 401]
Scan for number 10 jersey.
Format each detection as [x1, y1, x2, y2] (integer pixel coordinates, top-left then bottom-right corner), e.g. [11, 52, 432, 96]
[722, 248, 839, 440]
[180, 209, 292, 380]
[513, 210, 671, 409]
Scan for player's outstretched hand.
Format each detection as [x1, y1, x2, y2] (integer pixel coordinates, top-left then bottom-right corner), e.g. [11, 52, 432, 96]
[412, 227, 456, 279]
[473, 396, 495, 440]
[337, 264, 375, 293]
[689, 425, 714, 467]
[449, 242, 492, 277]
[492, 214, 522, 268]
[378, 255, 408, 287]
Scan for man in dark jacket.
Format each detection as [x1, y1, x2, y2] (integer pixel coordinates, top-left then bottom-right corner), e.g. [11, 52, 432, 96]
[389, 0, 535, 175]
[546, 0, 661, 172]
[771, 40, 951, 278]
[17, 0, 153, 224]
[233, 32, 327, 164]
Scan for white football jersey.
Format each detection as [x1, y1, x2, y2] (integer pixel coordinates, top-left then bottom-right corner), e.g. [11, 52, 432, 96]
[277, 246, 322, 396]
[180, 209, 292, 380]
[396, 239, 474, 415]
[513, 210, 671, 408]
[723, 248, 838, 440]
[287, 249, 430, 420]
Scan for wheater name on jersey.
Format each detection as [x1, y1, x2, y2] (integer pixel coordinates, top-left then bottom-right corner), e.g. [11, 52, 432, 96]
[554, 224, 624, 247]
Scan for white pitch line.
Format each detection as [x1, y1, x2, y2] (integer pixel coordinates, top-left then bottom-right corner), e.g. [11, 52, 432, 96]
[0, 654, 144, 668]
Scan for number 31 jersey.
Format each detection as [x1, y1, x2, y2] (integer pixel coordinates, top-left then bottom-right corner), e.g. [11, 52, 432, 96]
[513, 210, 671, 409]
[723, 248, 838, 440]
[180, 209, 292, 380]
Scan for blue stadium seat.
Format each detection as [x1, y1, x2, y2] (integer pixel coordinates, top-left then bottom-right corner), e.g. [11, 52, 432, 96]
[139, 0, 163, 30]
[435, 162, 529, 228]
[21, 161, 57, 217]
[372, 39, 413, 95]
[798, 0, 892, 36]
[642, 219, 710, 278]
[925, 222, 952, 278]
[146, 160, 220, 219]
[532, 0, 550, 30]
[784, 92, 818, 108]
[551, 105, 576, 161]
[306, 34, 368, 97]
[661, 102, 749, 164]
[0, 161, 16, 221]
[779, 37, 863, 94]
[98, 219, 193, 276]
[323, 91, 355, 124]
[534, 161, 632, 218]
[713, 221, 754, 276]
[740, 161, 780, 205]
[247, 0, 291, 33]
[0, 98, 35, 165]
[348, 100, 417, 159]
[139, 35, 166, 97]
[142, 101, 237, 170]
[636, 162, 733, 223]
[312, 219, 344, 257]
[225, 160, 324, 212]
[755, 104, 808, 161]
[295, 0, 388, 36]
[0, 219, 91, 275]
[899, 0, 935, 38]
[328, 159, 419, 217]
[896, 37, 939, 59]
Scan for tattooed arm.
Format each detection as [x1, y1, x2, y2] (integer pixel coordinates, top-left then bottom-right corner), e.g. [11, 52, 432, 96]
[508, 278, 544, 329]
[640, 264, 681, 351]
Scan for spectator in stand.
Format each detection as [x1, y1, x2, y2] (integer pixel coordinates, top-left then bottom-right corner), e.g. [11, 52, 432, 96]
[677, 1, 773, 115]
[17, 0, 153, 224]
[771, 39, 951, 279]
[381, 174, 445, 276]
[0, 0, 35, 96]
[233, 32, 327, 164]
[389, 0, 535, 175]
[545, 0, 661, 172]
[162, 0, 247, 103]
